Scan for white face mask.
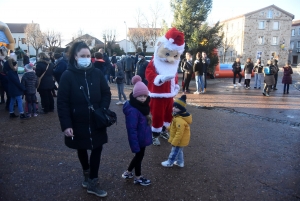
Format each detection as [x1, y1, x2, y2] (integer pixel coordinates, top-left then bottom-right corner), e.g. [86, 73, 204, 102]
[138, 58, 141, 61]
[77, 58, 91, 68]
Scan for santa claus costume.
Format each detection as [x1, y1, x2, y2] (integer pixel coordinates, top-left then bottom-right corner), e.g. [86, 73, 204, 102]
[146, 28, 185, 146]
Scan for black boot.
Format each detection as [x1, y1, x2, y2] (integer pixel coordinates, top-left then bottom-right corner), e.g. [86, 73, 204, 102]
[82, 169, 89, 188]
[20, 113, 29, 120]
[9, 113, 19, 118]
[87, 178, 107, 197]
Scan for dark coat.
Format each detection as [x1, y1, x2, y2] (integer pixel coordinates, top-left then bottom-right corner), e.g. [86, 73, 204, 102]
[181, 59, 193, 74]
[4, 59, 25, 97]
[111, 56, 117, 64]
[57, 63, 111, 150]
[244, 62, 254, 74]
[124, 57, 134, 72]
[23, 55, 30, 65]
[21, 71, 38, 94]
[232, 61, 242, 73]
[253, 63, 263, 73]
[123, 101, 152, 153]
[53, 57, 68, 83]
[115, 62, 125, 84]
[103, 53, 111, 75]
[35, 59, 55, 90]
[264, 64, 276, 85]
[93, 60, 106, 75]
[202, 57, 210, 73]
[193, 59, 203, 76]
[282, 66, 293, 84]
[135, 58, 149, 85]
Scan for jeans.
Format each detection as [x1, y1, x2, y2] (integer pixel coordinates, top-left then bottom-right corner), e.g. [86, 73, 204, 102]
[9, 95, 24, 113]
[117, 83, 127, 101]
[128, 147, 145, 176]
[233, 72, 242, 84]
[77, 145, 103, 179]
[195, 75, 204, 92]
[202, 73, 207, 88]
[167, 146, 184, 165]
[273, 73, 278, 88]
[254, 73, 262, 88]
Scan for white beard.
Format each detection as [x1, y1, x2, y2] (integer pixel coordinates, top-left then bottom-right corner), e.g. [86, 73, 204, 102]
[153, 46, 179, 76]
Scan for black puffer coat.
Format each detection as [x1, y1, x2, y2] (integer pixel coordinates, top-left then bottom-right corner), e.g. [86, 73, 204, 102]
[35, 59, 54, 90]
[21, 71, 38, 94]
[193, 59, 203, 76]
[244, 62, 254, 74]
[57, 63, 111, 150]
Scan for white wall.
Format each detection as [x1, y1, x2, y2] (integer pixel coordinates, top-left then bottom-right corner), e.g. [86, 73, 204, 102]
[11, 33, 40, 56]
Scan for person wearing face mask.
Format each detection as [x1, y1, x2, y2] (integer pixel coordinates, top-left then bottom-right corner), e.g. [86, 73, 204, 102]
[35, 52, 55, 114]
[135, 52, 149, 85]
[180, 52, 193, 94]
[57, 41, 111, 198]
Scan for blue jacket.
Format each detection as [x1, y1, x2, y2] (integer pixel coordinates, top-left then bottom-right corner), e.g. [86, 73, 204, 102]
[4, 60, 25, 97]
[123, 101, 152, 153]
[53, 57, 68, 83]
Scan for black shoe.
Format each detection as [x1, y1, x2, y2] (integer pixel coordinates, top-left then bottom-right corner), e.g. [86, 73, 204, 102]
[273, 88, 278, 90]
[287, 91, 289, 94]
[283, 91, 286, 94]
[9, 113, 19, 118]
[254, 87, 257, 89]
[19, 113, 29, 120]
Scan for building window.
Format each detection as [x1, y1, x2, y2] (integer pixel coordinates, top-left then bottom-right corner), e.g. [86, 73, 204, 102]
[230, 51, 233, 57]
[292, 29, 295, 36]
[272, 37, 277, 45]
[273, 22, 279, 30]
[290, 41, 294, 49]
[259, 21, 265, 29]
[297, 41, 300, 48]
[299, 28, 300, 35]
[150, 41, 154, 47]
[258, 36, 264, 45]
[21, 38, 26, 44]
[14, 38, 16, 43]
[219, 51, 223, 56]
[267, 10, 273, 18]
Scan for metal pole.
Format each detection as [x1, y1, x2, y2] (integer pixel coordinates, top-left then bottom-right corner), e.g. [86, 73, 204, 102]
[124, 21, 127, 54]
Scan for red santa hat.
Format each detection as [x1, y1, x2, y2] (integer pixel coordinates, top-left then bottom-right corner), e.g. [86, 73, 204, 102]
[158, 27, 185, 54]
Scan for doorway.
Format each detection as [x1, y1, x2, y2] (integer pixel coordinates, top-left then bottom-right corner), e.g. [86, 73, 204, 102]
[293, 56, 298, 65]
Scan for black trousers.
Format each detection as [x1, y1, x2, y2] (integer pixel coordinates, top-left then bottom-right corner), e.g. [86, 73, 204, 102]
[273, 73, 278, 88]
[77, 145, 103, 179]
[233, 72, 242, 84]
[0, 87, 4, 103]
[283, 84, 290, 93]
[39, 89, 54, 112]
[128, 147, 146, 176]
[125, 71, 132, 85]
[183, 73, 192, 91]
[245, 79, 251, 87]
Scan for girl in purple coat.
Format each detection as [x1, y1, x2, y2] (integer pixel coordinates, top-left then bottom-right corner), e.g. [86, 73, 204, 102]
[122, 75, 152, 186]
[282, 62, 293, 94]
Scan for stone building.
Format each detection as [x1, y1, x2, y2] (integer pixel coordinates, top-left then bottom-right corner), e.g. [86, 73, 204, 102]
[219, 5, 294, 66]
[289, 20, 300, 65]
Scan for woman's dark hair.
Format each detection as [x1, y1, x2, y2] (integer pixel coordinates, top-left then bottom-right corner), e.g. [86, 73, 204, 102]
[94, 52, 103, 59]
[196, 52, 201, 59]
[69, 41, 90, 64]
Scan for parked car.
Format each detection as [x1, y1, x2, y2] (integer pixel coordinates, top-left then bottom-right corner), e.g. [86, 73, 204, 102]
[29, 57, 36, 65]
[145, 56, 152, 62]
[17, 67, 24, 74]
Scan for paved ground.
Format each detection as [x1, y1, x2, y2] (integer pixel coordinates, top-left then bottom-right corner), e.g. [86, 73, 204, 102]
[0, 68, 299, 201]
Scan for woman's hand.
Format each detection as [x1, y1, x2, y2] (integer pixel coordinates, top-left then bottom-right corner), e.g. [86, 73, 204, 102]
[64, 128, 74, 137]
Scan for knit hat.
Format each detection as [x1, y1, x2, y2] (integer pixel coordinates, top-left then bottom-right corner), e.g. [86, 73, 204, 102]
[132, 75, 149, 98]
[25, 63, 34, 72]
[139, 52, 145, 57]
[173, 95, 187, 112]
[132, 75, 141, 85]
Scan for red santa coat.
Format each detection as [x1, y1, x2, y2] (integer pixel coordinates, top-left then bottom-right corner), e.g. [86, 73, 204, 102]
[146, 60, 180, 132]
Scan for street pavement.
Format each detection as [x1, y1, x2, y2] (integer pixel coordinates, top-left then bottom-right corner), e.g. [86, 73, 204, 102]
[0, 68, 299, 201]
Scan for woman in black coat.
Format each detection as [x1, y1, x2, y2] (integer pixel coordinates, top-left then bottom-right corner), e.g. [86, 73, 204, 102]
[57, 41, 111, 198]
[35, 53, 55, 113]
[232, 58, 243, 87]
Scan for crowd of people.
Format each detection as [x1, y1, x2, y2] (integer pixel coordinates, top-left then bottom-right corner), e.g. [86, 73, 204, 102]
[231, 57, 293, 96]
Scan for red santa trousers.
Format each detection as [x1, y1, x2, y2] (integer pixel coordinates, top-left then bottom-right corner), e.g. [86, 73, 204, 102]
[150, 97, 173, 133]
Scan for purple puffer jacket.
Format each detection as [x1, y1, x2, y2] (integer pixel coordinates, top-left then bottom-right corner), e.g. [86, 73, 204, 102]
[123, 101, 152, 153]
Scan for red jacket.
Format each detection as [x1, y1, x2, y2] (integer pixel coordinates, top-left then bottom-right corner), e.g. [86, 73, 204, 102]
[145, 60, 179, 98]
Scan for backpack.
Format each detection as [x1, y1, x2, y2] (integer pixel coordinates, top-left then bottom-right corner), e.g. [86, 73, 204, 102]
[263, 66, 272, 75]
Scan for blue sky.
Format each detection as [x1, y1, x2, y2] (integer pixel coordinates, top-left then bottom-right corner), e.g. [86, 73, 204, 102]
[0, 0, 298, 45]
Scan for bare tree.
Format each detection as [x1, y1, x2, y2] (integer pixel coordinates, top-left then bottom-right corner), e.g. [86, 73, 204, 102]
[220, 24, 237, 63]
[24, 23, 45, 58]
[43, 30, 62, 52]
[128, 28, 143, 52]
[103, 29, 116, 56]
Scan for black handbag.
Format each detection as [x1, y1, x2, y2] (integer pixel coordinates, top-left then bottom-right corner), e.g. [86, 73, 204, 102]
[80, 86, 117, 128]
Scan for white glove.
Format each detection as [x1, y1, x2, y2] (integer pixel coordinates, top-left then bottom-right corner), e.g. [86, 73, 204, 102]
[161, 75, 175, 82]
[153, 75, 175, 86]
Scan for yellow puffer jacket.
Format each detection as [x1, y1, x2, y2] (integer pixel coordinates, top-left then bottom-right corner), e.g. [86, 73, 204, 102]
[167, 113, 192, 147]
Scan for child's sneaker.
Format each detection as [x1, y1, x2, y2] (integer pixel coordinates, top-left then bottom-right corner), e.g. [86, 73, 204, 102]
[161, 160, 173, 167]
[160, 131, 169, 140]
[33, 113, 38, 117]
[173, 161, 184, 168]
[134, 176, 151, 186]
[26, 113, 31, 118]
[152, 137, 160, 146]
[122, 171, 133, 179]
[116, 101, 123, 105]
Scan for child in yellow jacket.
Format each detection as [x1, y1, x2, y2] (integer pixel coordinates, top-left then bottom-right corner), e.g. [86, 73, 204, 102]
[161, 95, 192, 168]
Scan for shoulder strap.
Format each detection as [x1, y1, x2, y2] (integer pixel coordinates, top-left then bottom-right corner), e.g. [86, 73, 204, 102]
[79, 86, 95, 111]
[40, 64, 49, 79]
